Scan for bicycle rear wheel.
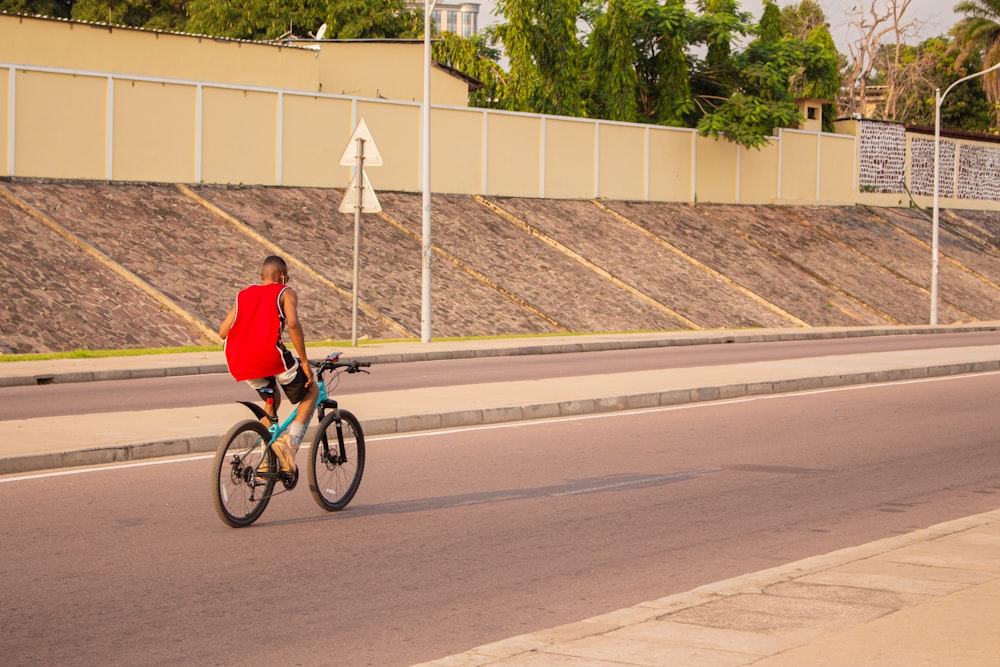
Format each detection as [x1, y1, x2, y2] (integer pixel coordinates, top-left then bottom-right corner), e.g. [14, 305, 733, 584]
[212, 420, 275, 527]
[308, 409, 365, 511]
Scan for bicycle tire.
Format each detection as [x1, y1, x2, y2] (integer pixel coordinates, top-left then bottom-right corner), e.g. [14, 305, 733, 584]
[212, 419, 276, 527]
[308, 409, 365, 511]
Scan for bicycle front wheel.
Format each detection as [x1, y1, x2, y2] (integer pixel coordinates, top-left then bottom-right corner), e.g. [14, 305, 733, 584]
[308, 409, 365, 511]
[212, 420, 275, 527]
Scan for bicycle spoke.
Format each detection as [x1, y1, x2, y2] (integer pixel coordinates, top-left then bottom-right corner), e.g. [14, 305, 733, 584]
[308, 410, 365, 511]
[211, 421, 276, 527]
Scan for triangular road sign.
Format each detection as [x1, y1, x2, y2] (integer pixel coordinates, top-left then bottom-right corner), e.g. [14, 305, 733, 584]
[339, 118, 383, 167]
[339, 170, 382, 213]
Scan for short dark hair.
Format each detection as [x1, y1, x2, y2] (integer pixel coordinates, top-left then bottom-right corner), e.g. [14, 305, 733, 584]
[262, 255, 287, 273]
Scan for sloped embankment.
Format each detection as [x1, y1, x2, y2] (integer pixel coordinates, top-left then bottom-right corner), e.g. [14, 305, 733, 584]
[2, 180, 999, 354]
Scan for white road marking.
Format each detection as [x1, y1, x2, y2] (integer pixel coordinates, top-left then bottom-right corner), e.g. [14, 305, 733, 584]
[2, 371, 996, 484]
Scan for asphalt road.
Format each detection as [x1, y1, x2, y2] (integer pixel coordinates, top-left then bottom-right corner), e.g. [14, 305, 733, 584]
[4, 330, 1000, 419]
[3, 368, 999, 665]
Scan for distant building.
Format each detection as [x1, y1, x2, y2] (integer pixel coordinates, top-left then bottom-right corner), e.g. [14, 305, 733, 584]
[410, 1, 480, 38]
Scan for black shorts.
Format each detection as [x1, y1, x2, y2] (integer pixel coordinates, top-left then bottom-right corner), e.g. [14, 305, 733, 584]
[279, 362, 309, 404]
[246, 350, 309, 404]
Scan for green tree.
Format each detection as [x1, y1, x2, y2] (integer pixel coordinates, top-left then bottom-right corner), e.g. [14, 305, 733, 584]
[0, 0, 73, 18]
[324, 0, 421, 39]
[694, 3, 838, 148]
[779, 0, 826, 41]
[584, 0, 639, 121]
[72, 0, 187, 32]
[494, 0, 584, 116]
[757, 0, 783, 44]
[432, 31, 508, 109]
[896, 36, 993, 131]
[185, 0, 421, 41]
[801, 24, 841, 131]
[633, 0, 693, 125]
[953, 0, 1000, 124]
[799, 25, 840, 99]
[687, 0, 750, 123]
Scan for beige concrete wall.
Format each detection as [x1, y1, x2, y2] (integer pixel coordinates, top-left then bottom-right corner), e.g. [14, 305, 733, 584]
[778, 129, 820, 203]
[282, 94, 354, 187]
[316, 42, 470, 106]
[6, 13, 999, 209]
[695, 135, 738, 204]
[355, 100, 421, 192]
[0, 14, 470, 104]
[1, 12, 872, 206]
[738, 142, 779, 204]
[485, 113, 541, 197]
[597, 123, 646, 201]
[431, 107, 483, 194]
[648, 129, 695, 202]
[0, 14, 319, 92]
[201, 87, 279, 185]
[113, 79, 197, 182]
[818, 134, 857, 205]
[13, 68, 107, 179]
[544, 118, 595, 199]
[0, 60, 865, 201]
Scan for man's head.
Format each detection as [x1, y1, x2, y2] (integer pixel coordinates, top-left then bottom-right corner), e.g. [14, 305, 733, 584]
[261, 255, 288, 285]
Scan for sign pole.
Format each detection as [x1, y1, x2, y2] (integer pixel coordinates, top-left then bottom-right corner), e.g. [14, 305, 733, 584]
[352, 138, 365, 346]
[338, 118, 381, 345]
[421, 0, 435, 343]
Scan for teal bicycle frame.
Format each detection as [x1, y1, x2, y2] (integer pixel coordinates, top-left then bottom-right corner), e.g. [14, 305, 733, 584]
[234, 352, 360, 466]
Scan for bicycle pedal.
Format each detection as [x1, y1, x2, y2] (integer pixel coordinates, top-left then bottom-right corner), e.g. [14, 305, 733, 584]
[281, 468, 299, 490]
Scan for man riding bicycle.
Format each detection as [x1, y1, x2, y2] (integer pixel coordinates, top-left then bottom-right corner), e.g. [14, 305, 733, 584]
[219, 255, 317, 474]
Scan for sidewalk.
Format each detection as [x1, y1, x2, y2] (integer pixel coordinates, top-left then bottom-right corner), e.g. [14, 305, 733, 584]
[415, 508, 1000, 666]
[3, 324, 1000, 666]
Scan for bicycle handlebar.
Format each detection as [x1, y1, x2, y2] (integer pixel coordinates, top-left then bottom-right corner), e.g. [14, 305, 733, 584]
[309, 357, 371, 375]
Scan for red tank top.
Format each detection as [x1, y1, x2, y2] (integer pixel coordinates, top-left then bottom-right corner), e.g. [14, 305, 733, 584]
[224, 283, 292, 382]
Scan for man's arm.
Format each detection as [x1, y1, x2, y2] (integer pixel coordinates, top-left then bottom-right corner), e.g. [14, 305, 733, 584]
[281, 288, 313, 387]
[219, 302, 237, 339]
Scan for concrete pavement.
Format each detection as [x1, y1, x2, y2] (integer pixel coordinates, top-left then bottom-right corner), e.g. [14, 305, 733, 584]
[414, 507, 1000, 666]
[2, 324, 1000, 666]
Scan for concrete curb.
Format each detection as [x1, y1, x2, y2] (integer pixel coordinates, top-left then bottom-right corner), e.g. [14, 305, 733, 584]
[358, 360, 999, 437]
[2, 435, 221, 476]
[1, 364, 230, 388]
[5, 356, 998, 476]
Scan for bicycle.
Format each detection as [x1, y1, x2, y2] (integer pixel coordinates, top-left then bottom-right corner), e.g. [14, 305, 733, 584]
[211, 352, 371, 527]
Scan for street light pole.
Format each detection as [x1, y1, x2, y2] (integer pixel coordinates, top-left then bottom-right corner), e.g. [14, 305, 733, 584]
[930, 61, 1000, 324]
[421, 0, 437, 343]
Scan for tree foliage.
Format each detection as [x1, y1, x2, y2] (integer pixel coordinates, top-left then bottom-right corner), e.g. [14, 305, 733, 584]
[685, 0, 837, 147]
[432, 31, 508, 109]
[953, 0, 1000, 125]
[697, 24, 837, 147]
[3, 0, 421, 39]
[888, 36, 993, 131]
[494, 0, 584, 116]
[185, 0, 420, 41]
[584, 0, 639, 122]
[0, 0, 72, 18]
[779, 0, 826, 41]
[630, 0, 693, 125]
[72, 0, 187, 32]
